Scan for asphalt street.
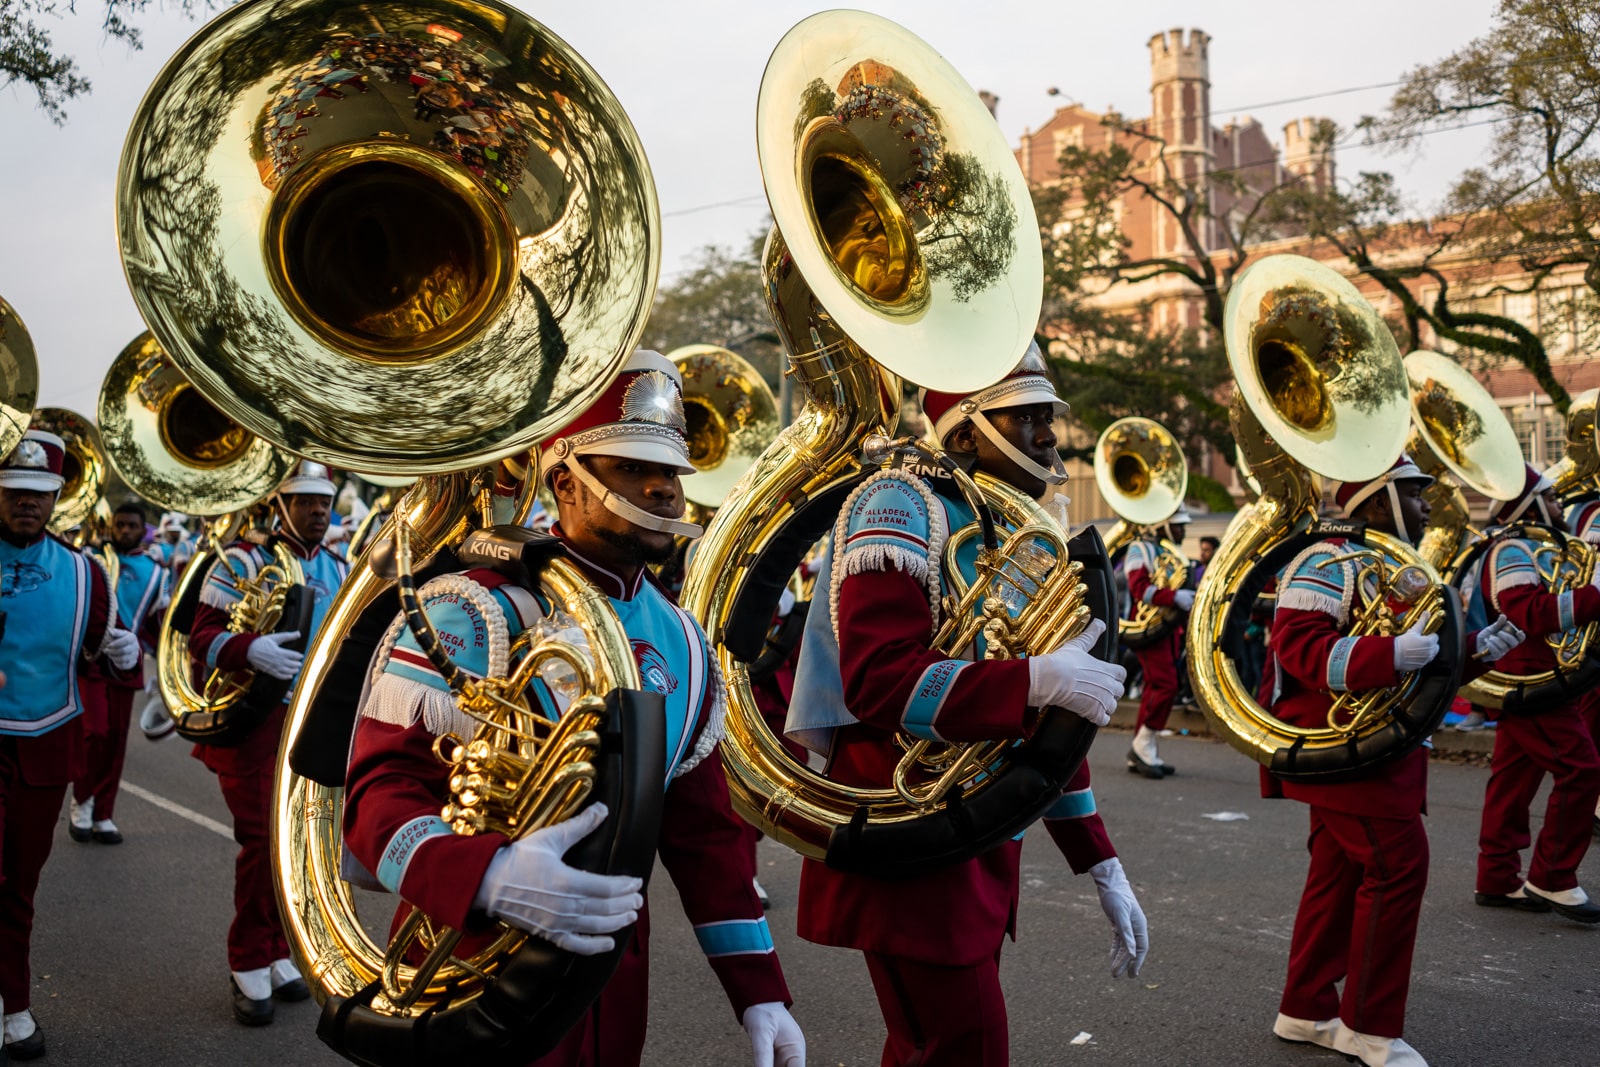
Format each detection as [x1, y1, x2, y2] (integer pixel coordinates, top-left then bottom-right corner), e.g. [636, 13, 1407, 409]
[26, 729, 1599, 1066]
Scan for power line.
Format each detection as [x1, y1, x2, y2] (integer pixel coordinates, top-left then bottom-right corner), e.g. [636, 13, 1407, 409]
[659, 195, 764, 220]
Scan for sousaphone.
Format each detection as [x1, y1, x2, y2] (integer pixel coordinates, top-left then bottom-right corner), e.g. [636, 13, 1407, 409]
[1402, 349, 1525, 576]
[1188, 255, 1465, 781]
[682, 10, 1117, 879]
[118, 1, 662, 1062]
[668, 344, 779, 508]
[1095, 417, 1190, 649]
[28, 408, 107, 537]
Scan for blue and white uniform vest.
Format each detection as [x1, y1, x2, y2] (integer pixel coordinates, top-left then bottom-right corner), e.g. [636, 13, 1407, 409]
[113, 547, 165, 631]
[0, 535, 95, 736]
[1468, 532, 1579, 634]
[785, 469, 1091, 825]
[198, 538, 349, 685]
[1121, 540, 1162, 620]
[359, 567, 721, 787]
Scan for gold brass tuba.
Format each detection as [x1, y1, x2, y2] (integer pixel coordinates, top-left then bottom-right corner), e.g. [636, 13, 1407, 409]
[1546, 388, 1600, 502]
[1402, 349, 1526, 575]
[97, 332, 300, 745]
[1095, 417, 1190, 649]
[117, 0, 662, 1060]
[28, 408, 107, 537]
[1187, 255, 1464, 781]
[682, 10, 1113, 879]
[0, 295, 38, 458]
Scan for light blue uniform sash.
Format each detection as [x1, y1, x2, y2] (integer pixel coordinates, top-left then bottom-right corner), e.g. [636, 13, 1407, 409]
[0, 536, 94, 735]
[115, 549, 165, 629]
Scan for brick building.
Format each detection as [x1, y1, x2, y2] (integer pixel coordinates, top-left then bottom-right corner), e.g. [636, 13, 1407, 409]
[1010, 26, 1596, 524]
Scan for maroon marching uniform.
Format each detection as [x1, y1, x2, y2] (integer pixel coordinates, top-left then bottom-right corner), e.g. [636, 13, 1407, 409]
[0, 429, 115, 1052]
[73, 547, 164, 833]
[1123, 539, 1182, 734]
[189, 528, 344, 976]
[1472, 472, 1600, 905]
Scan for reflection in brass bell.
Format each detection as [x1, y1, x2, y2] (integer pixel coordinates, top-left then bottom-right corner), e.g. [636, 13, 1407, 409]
[118, 0, 661, 475]
[1403, 350, 1525, 502]
[755, 9, 1043, 393]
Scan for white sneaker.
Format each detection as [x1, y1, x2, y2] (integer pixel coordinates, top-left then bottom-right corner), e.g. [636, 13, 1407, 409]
[1272, 1013, 1343, 1049]
[1333, 1028, 1428, 1067]
[1132, 725, 1163, 767]
[4, 1007, 38, 1043]
[68, 797, 93, 842]
[232, 967, 272, 1002]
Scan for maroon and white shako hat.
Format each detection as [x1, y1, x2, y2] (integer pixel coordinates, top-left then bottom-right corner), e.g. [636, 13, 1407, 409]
[1491, 463, 1554, 525]
[539, 350, 695, 478]
[1334, 453, 1433, 517]
[0, 429, 67, 493]
[276, 459, 338, 497]
[920, 342, 1067, 445]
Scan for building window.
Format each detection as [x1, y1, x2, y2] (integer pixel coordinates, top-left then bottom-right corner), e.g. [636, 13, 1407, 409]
[1508, 404, 1540, 464]
[1538, 288, 1575, 358]
[1053, 126, 1085, 160]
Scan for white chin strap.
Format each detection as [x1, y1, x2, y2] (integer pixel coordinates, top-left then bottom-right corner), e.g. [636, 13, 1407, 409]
[565, 458, 704, 539]
[1386, 482, 1412, 546]
[274, 495, 320, 546]
[967, 408, 1068, 486]
[1501, 489, 1555, 528]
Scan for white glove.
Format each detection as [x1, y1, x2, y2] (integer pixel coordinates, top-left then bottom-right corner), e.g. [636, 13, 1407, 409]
[1027, 619, 1126, 726]
[777, 587, 797, 618]
[1173, 589, 1196, 612]
[1090, 857, 1149, 979]
[743, 1002, 806, 1067]
[1473, 614, 1526, 662]
[472, 803, 644, 955]
[102, 628, 141, 672]
[1392, 612, 1440, 672]
[246, 631, 304, 681]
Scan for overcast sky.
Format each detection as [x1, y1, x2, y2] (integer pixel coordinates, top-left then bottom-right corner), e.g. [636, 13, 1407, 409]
[1, 0, 1501, 411]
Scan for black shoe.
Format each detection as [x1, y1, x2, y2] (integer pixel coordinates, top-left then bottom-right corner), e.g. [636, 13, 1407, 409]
[1474, 891, 1551, 912]
[231, 978, 275, 1026]
[91, 827, 123, 846]
[4, 1026, 45, 1062]
[1526, 887, 1600, 924]
[67, 824, 92, 844]
[1158, 762, 1177, 776]
[272, 977, 310, 1003]
[1126, 749, 1165, 779]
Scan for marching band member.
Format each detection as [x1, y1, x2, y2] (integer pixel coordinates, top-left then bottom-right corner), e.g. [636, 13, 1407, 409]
[153, 512, 195, 576]
[786, 349, 1135, 1067]
[342, 352, 803, 1067]
[189, 462, 348, 1025]
[1473, 465, 1600, 922]
[1124, 508, 1192, 778]
[70, 502, 167, 846]
[1565, 493, 1600, 835]
[0, 431, 139, 1061]
[1267, 456, 1522, 1067]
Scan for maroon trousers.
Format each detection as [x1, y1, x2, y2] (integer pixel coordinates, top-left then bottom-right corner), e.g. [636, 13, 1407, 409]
[73, 682, 135, 819]
[1281, 807, 1428, 1039]
[1134, 629, 1180, 732]
[1476, 703, 1600, 895]
[863, 945, 1008, 1067]
[0, 737, 72, 1013]
[528, 907, 650, 1066]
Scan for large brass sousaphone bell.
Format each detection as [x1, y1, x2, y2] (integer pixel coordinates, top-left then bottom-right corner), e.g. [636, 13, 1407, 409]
[1188, 255, 1464, 781]
[1403, 350, 1525, 575]
[98, 332, 294, 515]
[1095, 417, 1190, 649]
[28, 408, 107, 536]
[0, 296, 39, 458]
[117, 1, 662, 1062]
[667, 345, 779, 508]
[683, 10, 1116, 880]
[1547, 388, 1600, 502]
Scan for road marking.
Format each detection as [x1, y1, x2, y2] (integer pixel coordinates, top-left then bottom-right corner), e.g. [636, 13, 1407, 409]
[121, 780, 234, 841]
